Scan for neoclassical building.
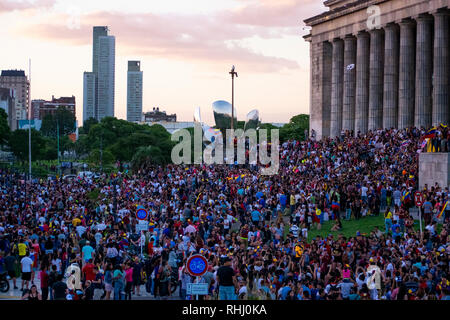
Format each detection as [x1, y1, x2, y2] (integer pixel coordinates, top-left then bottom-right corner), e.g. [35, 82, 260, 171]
[304, 0, 450, 139]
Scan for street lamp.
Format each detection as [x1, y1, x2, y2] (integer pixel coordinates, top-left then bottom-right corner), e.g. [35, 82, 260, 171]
[229, 65, 238, 131]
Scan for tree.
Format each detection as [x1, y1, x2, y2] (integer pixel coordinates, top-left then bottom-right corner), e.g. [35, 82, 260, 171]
[131, 145, 166, 171]
[279, 114, 309, 142]
[0, 108, 10, 147]
[9, 129, 46, 162]
[81, 117, 98, 135]
[41, 107, 76, 137]
[88, 149, 114, 166]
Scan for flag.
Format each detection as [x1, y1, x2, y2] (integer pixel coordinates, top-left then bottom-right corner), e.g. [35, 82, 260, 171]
[402, 191, 411, 202]
[400, 140, 409, 148]
[420, 139, 428, 150]
[331, 201, 340, 210]
[440, 123, 447, 128]
[424, 127, 437, 139]
[195, 192, 202, 204]
[437, 201, 448, 219]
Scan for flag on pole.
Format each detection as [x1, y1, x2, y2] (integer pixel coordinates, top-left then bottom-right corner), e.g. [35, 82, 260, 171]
[424, 127, 437, 139]
[437, 201, 448, 219]
[195, 192, 202, 204]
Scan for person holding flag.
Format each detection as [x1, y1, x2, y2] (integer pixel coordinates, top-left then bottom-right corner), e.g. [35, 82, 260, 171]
[314, 206, 323, 230]
[437, 196, 449, 222]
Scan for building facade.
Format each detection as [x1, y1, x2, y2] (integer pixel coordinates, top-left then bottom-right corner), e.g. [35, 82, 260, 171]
[0, 88, 17, 131]
[142, 107, 177, 123]
[31, 96, 76, 120]
[83, 72, 96, 121]
[0, 70, 30, 122]
[127, 61, 143, 122]
[304, 0, 450, 139]
[83, 26, 115, 123]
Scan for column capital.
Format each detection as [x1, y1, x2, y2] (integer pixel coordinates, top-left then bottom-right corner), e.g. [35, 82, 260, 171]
[398, 19, 416, 28]
[369, 28, 384, 35]
[431, 8, 450, 16]
[384, 22, 399, 32]
[332, 37, 344, 43]
[414, 13, 434, 22]
[356, 30, 369, 38]
[344, 34, 356, 41]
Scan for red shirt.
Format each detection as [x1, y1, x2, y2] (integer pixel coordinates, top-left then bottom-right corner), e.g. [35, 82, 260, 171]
[82, 263, 96, 281]
[40, 270, 49, 288]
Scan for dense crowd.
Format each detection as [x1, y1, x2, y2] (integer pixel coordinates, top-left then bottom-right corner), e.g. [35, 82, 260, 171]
[0, 126, 449, 301]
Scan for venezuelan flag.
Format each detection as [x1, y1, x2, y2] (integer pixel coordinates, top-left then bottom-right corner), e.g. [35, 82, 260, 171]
[437, 201, 448, 219]
[424, 127, 437, 139]
[400, 140, 409, 148]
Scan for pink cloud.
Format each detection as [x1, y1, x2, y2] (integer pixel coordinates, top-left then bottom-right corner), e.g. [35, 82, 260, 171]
[17, 11, 299, 72]
[222, 0, 322, 28]
[0, 0, 55, 13]
[13, 1, 326, 72]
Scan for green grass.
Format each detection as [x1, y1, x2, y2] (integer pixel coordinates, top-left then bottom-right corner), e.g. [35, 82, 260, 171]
[87, 189, 100, 200]
[305, 214, 442, 242]
[307, 214, 385, 241]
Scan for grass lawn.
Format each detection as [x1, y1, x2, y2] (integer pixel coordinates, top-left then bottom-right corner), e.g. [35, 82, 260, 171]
[306, 214, 385, 241]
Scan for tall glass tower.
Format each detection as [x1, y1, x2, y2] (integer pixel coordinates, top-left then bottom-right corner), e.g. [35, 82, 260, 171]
[83, 26, 115, 122]
[127, 61, 143, 122]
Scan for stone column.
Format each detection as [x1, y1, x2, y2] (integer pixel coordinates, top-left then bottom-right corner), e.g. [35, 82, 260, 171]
[383, 24, 399, 129]
[398, 20, 416, 129]
[415, 15, 433, 129]
[330, 38, 344, 137]
[368, 29, 384, 131]
[355, 32, 370, 134]
[309, 40, 333, 139]
[432, 11, 450, 126]
[342, 35, 357, 132]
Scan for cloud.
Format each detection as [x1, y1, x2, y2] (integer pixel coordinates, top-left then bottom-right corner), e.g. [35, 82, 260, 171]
[17, 10, 301, 72]
[0, 0, 55, 13]
[226, 0, 321, 27]
[11, 0, 328, 72]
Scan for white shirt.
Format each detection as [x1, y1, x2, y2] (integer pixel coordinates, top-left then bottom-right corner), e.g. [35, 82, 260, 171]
[21, 256, 34, 273]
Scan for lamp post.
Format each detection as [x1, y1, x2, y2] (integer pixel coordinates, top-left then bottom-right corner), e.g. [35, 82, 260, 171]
[57, 120, 60, 177]
[229, 65, 238, 131]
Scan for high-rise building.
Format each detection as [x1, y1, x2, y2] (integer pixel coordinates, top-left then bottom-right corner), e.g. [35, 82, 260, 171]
[127, 61, 143, 122]
[0, 70, 30, 121]
[83, 26, 115, 123]
[83, 72, 96, 121]
[92, 26, 108, 75]
[97, 35, 115, 119]
[0, 88, 17, 131]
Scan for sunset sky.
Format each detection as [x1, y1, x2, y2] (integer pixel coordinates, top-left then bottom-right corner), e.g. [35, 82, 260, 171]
[0, 0, 327, 125]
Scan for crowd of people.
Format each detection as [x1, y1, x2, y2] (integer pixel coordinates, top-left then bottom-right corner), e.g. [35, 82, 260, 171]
[0, 125, 449, 301]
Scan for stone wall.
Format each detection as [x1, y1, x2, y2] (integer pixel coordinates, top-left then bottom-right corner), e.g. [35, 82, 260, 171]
[419, 152, 450, 189]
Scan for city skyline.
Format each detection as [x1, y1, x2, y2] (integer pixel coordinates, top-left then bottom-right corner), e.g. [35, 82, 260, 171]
[0, 0, 326, 125]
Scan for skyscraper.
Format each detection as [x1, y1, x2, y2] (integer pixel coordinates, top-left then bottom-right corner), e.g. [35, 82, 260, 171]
[83, 72, 96, 121]
[97, 35, 115, 119]
[92, 26, 108, 75]
[83, 26, 115, 123]
[127, 61, 143, 122]
[0, 70, 30, 122]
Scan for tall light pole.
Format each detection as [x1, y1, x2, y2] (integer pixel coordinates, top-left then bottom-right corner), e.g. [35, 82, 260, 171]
[229, 65, 238, 131]
[57, 120, 60, 177]
[28, 59, 32, 181]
